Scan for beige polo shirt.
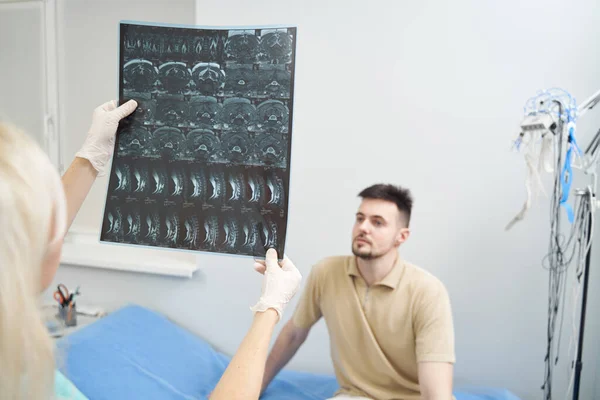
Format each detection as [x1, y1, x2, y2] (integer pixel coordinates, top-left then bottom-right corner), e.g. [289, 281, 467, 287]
[292, 255, 455, 400]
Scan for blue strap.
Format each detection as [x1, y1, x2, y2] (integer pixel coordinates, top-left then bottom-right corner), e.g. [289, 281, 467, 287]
[560, 137, 575, 223]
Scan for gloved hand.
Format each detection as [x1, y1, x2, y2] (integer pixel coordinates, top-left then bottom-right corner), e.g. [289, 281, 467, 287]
[250, 248, 302, 322]
[75, 99, 138, 175]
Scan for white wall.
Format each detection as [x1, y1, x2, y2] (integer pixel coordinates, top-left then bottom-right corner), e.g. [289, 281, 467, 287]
[0, 1, 45, 147]
[56, 0, 194, 230]
[40, 0, 600, 399]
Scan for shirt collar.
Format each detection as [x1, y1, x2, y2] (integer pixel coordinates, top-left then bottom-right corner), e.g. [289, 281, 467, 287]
[347, 254, 405, 289]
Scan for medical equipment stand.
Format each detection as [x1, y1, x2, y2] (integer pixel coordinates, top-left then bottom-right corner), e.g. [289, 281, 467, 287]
[570, 88, 600, 400]
[571, 201, 591, 400]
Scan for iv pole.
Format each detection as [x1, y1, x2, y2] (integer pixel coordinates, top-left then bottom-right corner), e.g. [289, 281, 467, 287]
[569, 87, 600, 400]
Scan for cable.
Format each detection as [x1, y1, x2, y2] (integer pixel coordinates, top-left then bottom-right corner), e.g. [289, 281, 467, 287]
[537, 99, 594, 400]
[508, 89, 582, 231]
[541, 187, 593, 399]
[540, 102, 564, 400]
[510, 88, 596, 400]
[510, 87, 600, 400]
[565, 189, 594, 399]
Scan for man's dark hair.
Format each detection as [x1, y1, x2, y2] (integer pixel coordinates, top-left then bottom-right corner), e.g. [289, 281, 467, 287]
[358, 184, 413, 226]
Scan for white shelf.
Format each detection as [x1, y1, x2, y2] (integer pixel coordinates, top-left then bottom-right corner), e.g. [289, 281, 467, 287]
[60, 230, 199, 278]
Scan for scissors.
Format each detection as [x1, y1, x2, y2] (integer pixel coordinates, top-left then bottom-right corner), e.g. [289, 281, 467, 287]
[53, 284, 70, 307]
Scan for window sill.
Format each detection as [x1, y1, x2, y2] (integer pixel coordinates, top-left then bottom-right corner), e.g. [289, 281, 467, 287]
[60, 230, 199, 278]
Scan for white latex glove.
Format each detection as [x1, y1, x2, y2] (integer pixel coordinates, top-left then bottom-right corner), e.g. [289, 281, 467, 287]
[75, 99, 138, 175]
[250, 248, 302, 322]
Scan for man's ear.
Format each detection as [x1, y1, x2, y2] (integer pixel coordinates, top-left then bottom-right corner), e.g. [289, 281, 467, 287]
[395, 228, 410, 246]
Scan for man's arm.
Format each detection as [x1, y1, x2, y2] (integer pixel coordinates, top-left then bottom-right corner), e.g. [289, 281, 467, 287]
[261, 319, 310, 393]
[414, 279, 455, 400]
[209, 309, 280, 400]
[418, 362, 453, 400]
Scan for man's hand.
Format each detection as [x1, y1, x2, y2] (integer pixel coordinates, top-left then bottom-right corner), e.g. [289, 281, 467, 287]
[250, 249, 301, 322]
[75, 99, 137, 175]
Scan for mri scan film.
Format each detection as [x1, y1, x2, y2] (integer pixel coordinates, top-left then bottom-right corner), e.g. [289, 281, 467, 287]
[101, 22, 296, 258]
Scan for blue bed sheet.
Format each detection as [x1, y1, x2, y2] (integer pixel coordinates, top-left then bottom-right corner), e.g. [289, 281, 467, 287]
[56, 305, 520, 400]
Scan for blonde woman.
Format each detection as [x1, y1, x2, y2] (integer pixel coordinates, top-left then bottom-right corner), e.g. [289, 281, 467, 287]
[0, 100, 301, 400]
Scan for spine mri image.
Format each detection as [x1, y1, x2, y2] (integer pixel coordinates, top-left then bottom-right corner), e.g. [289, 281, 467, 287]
[101, 22, 296, 258]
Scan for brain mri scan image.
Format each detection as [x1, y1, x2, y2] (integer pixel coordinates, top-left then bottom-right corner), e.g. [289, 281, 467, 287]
[185, 165, 208, 203]
[124, 31, 145, 57]
[112, 162, 133, 194]
[158, 62, 192, 93]
[124, 31, 164, 59]
[192, 34, 226, 61]
[168, 166, 187, 198]
[256, 134, 286, 166]
[103, 205, 124, 241]
[221, 213, 241, 252]
[131, 162, 151, 195]
[224, 65, 258, 97]
[266, 169, 285, 208]
[240, 212, 264, 254]
[191, 62, 226, 95]
[123, 59, 158, 92]
[151, 127, 187, 159]
[239, 212, 283, 255]
[123, 205, 143, 243]
[162, 36, 190, 60]
[225, 30, 260, 63]
[126, 93, 157, 124]
[217, 98, 257, 132]
[259, 30, 293, 64]
[225, 170, 247, 204]
[221, 132, 252, 164]
[260, 215, 280, 249]
[156, 96, 189, 126]
[149, 164, 169, 197]
[186, 129, 220, 161]
[246, 169, 266, 204]
[189, 96, 221, 128]
[164, 210, 180, 246]
[207, 166, 226, 204]
[255, 100, 289, 134]
[182, 214, 200, 249]
[201, 213, 220, 251]
[258, 66, 291, 98]
[104, 22, 296, 257]
[141, 207, 162, 245]
[117, 126, 153, 157]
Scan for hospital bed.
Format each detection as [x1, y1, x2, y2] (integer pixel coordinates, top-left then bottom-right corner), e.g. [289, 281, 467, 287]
[55, 305, 522, 400]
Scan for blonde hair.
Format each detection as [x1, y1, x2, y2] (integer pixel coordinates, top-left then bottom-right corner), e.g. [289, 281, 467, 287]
[0, 122, 67, 399]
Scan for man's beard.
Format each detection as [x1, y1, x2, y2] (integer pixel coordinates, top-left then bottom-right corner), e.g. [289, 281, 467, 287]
[352, 242, 383, 260]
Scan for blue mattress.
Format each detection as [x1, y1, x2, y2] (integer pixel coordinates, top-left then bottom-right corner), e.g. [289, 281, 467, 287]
[56, 305, 520, 400]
